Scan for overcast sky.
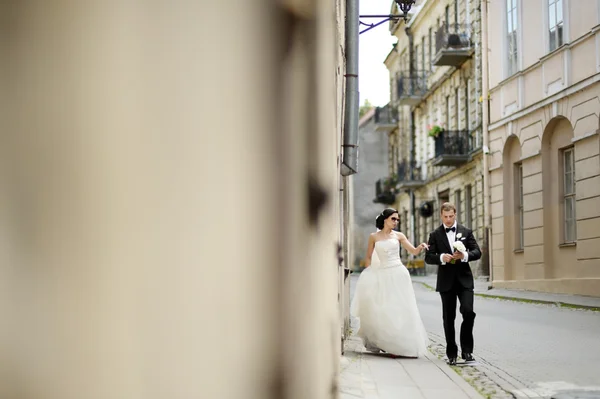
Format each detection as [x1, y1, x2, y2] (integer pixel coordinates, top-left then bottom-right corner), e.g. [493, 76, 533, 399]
[358, 0, 398, 107]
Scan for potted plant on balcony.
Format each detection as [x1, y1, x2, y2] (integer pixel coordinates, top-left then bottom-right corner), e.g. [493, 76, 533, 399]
[427, 124, 444, 138]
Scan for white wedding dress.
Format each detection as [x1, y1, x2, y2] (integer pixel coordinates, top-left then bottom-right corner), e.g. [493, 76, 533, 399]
[350, 238, 429, 357]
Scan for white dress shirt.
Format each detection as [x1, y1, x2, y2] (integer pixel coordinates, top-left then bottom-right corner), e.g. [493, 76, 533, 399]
[440, 222, 469, 265]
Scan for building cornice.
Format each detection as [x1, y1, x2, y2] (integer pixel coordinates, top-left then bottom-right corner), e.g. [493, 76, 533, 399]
[490, 26, 600, 94]
[489, 72, 600, 131]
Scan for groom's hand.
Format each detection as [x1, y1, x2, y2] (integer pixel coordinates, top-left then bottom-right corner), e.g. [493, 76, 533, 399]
[442, 254, 453, 263]
[452, 251, 465, 260]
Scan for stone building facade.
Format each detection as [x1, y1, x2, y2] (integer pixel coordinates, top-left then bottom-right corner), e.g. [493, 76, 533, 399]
[487, 0, 600, 296]
[381, 0, 488, 276]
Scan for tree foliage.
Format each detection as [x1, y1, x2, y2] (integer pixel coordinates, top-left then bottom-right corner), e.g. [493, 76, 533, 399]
[359, 99, 372, 118]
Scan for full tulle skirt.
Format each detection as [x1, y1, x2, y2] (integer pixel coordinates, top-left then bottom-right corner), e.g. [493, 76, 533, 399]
[350, 264, 429, 357]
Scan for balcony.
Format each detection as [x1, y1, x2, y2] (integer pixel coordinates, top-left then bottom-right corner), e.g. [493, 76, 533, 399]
[396, 161, 425, 190]
[396, 73, 428, 106]
[373, 104, 398, 133]
[373, 177, 396, 205]
[433, 23, 473, 67]
[432, 130, 470, 166]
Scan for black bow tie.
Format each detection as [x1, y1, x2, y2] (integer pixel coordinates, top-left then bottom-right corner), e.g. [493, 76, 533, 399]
[445, 226, 456, 233]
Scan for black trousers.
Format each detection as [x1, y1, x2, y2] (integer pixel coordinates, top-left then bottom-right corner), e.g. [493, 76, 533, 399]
[439, 281, 475, 358]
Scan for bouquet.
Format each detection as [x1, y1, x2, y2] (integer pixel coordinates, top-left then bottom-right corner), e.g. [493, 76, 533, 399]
[451, 241, 466, 264]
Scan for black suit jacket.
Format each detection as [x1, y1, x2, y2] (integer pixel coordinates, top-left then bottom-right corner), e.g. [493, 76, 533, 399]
[424, 223, 481, 292]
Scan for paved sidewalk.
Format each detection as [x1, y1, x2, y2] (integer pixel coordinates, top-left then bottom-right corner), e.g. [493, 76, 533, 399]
[412, 274, 600, 309]
[339, 336, 482, 399]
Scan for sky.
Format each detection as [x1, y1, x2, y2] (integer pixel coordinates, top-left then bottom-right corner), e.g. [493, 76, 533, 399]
[358, 0, 398, 107]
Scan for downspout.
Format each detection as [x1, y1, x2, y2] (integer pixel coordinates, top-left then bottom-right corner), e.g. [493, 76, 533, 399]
[481, 0, 493, 281]
[341, 0, 359, 176]
[406, 26, 417, 251]
[409, 109, 417, 252]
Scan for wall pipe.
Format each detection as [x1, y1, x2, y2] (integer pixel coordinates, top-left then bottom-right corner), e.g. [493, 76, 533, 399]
[341, 0, 359, 176]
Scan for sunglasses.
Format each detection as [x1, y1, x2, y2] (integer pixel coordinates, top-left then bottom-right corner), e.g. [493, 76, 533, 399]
[390, 217, 399, 222]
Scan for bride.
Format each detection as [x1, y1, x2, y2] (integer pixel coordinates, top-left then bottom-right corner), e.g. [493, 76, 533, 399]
[351, 208, 430, 357]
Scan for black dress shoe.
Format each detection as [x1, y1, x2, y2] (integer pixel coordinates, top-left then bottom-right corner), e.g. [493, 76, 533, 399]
[447, 357, 457, 365]
[462, 353, 475, 362]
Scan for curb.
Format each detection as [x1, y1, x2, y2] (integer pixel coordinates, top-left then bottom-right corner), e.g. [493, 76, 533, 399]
[424, 350, 483, 399]
[472, 292, 600, 312]
[413, 280, 600, 312]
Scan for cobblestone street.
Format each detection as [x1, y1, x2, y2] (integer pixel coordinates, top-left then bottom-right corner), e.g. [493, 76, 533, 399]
[349, 274, 600, 399]
[414, 279, 600, 398]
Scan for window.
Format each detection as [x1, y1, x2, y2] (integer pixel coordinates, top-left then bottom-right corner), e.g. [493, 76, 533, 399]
[465, 185, 473, 228]
[455, 189, 462, 218]
[464, 85, 470, 130]
[563, 148, 576, 243]
[506, 0, 518, 76]
[515, 163, 524, 249]
[455, 88, 460, 130]
[454, 0, 459, 25]
[548, 0, 563, 51]
[445, 96, 450, 129]
[422, 37, 426, 71]
[439, 189, 450, 205]
[389, 134, 398, 174]
[429, 28, 433, 70]
[415, 45, 420, 70]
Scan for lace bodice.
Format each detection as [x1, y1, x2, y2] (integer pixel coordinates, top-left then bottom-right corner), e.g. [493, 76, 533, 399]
[373, 239, 402, 268]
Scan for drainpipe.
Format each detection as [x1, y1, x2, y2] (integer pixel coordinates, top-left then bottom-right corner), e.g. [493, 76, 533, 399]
[406, 26, 417, 251]
[341, 0, 359, 176]
[481, 0, 493, 281]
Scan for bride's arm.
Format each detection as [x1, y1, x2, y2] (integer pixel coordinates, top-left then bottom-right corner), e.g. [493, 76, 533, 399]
[364, 234, 375, 267]
[398, 233, 429, 256]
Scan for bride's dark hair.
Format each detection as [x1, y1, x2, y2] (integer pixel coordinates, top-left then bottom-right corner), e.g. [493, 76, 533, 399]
[375, 208, 398, 230]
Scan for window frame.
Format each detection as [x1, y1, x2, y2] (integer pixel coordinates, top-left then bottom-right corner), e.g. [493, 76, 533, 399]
[428, 27, 433, 71]
[515, 163, 524, 250]
[505, 0, 519, 77]
[455, 87, 460, 130]
[465, 184, 473, 228]
[454, 189, 462, 220]
[562, 147, 576, 244]
[548, 0, 564, 52]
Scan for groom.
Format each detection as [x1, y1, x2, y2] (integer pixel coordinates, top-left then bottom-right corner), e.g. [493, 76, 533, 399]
[425, 202, 481, 365]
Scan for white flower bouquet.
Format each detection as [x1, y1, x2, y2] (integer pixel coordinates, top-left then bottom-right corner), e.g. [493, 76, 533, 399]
[450, 241, 466, 264]
[452, 241, 466, 252]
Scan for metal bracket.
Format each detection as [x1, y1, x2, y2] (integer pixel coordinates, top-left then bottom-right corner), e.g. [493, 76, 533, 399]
[359, 14, 408, 35]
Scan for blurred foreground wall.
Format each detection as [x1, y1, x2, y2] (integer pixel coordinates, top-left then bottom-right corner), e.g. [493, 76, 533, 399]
[0, 1, 347, 398]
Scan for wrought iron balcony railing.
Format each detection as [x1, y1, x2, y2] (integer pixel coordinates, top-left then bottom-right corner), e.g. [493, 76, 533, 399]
[433, 129, 470, 166]
[396, 160, 424, 189]
[374, 177, 396, 205]
[374, 104, 398, 132]
[433, 23, 473, 67]
[396, 73, 428, 106]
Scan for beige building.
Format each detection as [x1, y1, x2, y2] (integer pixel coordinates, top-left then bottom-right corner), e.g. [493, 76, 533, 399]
[487, 0, 600, 296]
[381, 0, 488, 276]
[0, 1, 348, 398]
